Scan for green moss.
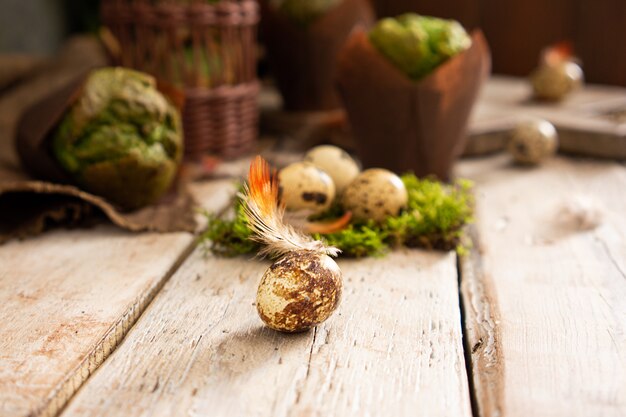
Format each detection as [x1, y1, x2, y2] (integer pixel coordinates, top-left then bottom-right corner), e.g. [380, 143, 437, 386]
[314, 222, 388, 258]
[201, 174, 474, 258]
[201, 204, 260, 257]
[386, 175, 474, 251]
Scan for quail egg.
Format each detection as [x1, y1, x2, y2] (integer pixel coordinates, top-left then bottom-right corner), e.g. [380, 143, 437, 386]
[342, 168, 408, 222]
[508, 119, 559, 165]
[257, 250, 342, 333]
[304, 145, 360, 194]
[279, 161, 335, 214]
[531, 61, 583, 101]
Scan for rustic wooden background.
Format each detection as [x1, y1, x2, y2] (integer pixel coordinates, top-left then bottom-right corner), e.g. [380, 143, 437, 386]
[0, 37, 625, 417]
[370, 0, 626, 87]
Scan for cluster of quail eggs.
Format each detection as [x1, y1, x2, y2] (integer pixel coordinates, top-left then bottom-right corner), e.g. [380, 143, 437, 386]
[279, 145, 409, 222]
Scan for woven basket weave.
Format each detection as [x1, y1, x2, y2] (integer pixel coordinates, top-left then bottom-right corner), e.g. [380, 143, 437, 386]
[101, 0, 260, 158]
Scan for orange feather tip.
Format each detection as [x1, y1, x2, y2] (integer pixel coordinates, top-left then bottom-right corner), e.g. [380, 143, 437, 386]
[542, 41, 575, 66]
[305, 211, 353, 235]
[247, 156, 280, 217]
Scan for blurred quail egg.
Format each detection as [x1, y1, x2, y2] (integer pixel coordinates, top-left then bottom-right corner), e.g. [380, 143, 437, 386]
[531, 61, 583, 101]
[279, 161, 335, 214]
[342, 168, 408, 222]
[304, 145, 360, 194]
[508, 119, 559, 165]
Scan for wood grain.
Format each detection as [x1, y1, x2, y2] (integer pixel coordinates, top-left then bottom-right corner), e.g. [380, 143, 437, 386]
[61, 250, 472, 417]
[577, 0, 626, 87]
[0, 180, 234, 417]
[458, 156, 626, 417]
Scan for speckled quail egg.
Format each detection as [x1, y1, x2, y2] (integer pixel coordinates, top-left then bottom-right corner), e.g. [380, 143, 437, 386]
[531, 61, 583, 101]
[342, 168, 408, 222]
[508, 119, 559, 165]
[257, 250, 342, 333]
[303, 145, 360, 195]
[278, 161, 335, 214]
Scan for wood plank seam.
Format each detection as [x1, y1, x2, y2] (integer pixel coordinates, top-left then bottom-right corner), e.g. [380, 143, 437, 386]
[35, 194, 236, 417]
[460, 228, 505, 417]
[457, 253, 482, 417]
[596, 237, 626, 281]
[38, 240, 198, 417]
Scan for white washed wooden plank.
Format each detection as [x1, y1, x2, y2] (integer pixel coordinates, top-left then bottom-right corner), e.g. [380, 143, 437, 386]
[62, 250, 471, 417]
[0, 180, 234, 417]
[458, 156, 626, 417]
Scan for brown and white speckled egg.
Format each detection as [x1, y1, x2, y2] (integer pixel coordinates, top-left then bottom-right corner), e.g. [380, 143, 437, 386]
[256, 250, 343, 333]
[304, 145, 360, 195]
[508, 119, 559, 165]
[531, 61, 583, 101]
[342, 168, 408, 222]
[278, 161, 335, 214]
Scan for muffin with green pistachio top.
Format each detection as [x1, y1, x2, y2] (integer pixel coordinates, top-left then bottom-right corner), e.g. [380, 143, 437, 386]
[52, 67, 183, 210]
[369, 14, 472, 80]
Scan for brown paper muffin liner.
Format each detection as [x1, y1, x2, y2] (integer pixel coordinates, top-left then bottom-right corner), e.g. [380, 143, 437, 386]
[259, 0, 375, 111]
[1, 71, 196, 243]
[336, 29, 491, 180]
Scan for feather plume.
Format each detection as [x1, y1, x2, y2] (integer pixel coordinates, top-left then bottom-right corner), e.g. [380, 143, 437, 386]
[242, 156, 340, 258]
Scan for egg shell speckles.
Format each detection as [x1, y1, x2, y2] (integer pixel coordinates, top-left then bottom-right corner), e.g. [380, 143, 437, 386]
[256, 250, 343, 333]
[531, 61, 583, 101]
[278, 161, 336, 214]
[508, 120, 559, 165]
[342, 168, 408, 222]
[304, 145, 361, 195]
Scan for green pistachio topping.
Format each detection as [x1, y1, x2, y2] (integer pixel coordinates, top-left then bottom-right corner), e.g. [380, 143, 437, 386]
[369, 14, 472, 80]
[53, 67, 183, 210]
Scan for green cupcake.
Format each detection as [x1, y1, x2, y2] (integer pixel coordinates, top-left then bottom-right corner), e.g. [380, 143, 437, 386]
[53, 67, 183, 210]
[369, 14, 472, 80]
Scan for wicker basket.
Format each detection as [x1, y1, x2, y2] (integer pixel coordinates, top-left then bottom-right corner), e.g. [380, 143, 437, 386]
[101, 0, 260, 158]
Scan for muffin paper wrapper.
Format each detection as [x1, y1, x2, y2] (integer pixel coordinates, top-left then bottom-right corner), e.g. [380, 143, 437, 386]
[336, 29, 491, 180]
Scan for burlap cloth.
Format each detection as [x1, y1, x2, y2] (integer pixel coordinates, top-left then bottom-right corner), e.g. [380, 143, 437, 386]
[0, 38, 197, 243]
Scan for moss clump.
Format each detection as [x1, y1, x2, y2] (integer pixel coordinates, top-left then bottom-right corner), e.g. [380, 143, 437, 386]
[313, 222, 388, 258]
[201, 173, 474, 258]
[385, 177, 474, 251]
[200, 198, 260, 257]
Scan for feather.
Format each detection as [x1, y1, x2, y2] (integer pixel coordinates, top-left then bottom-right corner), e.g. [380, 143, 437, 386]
[306, 212, 353, 234]
[242, 156, 340, 258]
[284, 210, 352, 235]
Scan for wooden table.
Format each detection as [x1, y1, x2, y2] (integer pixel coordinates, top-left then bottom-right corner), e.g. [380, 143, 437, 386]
[1, 48, 625, 417]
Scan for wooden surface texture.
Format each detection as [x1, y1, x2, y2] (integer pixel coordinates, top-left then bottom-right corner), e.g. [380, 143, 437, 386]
[61, 250, 471, 417]
[0, 180, 234, 417]
[458, 156, 626, 417]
